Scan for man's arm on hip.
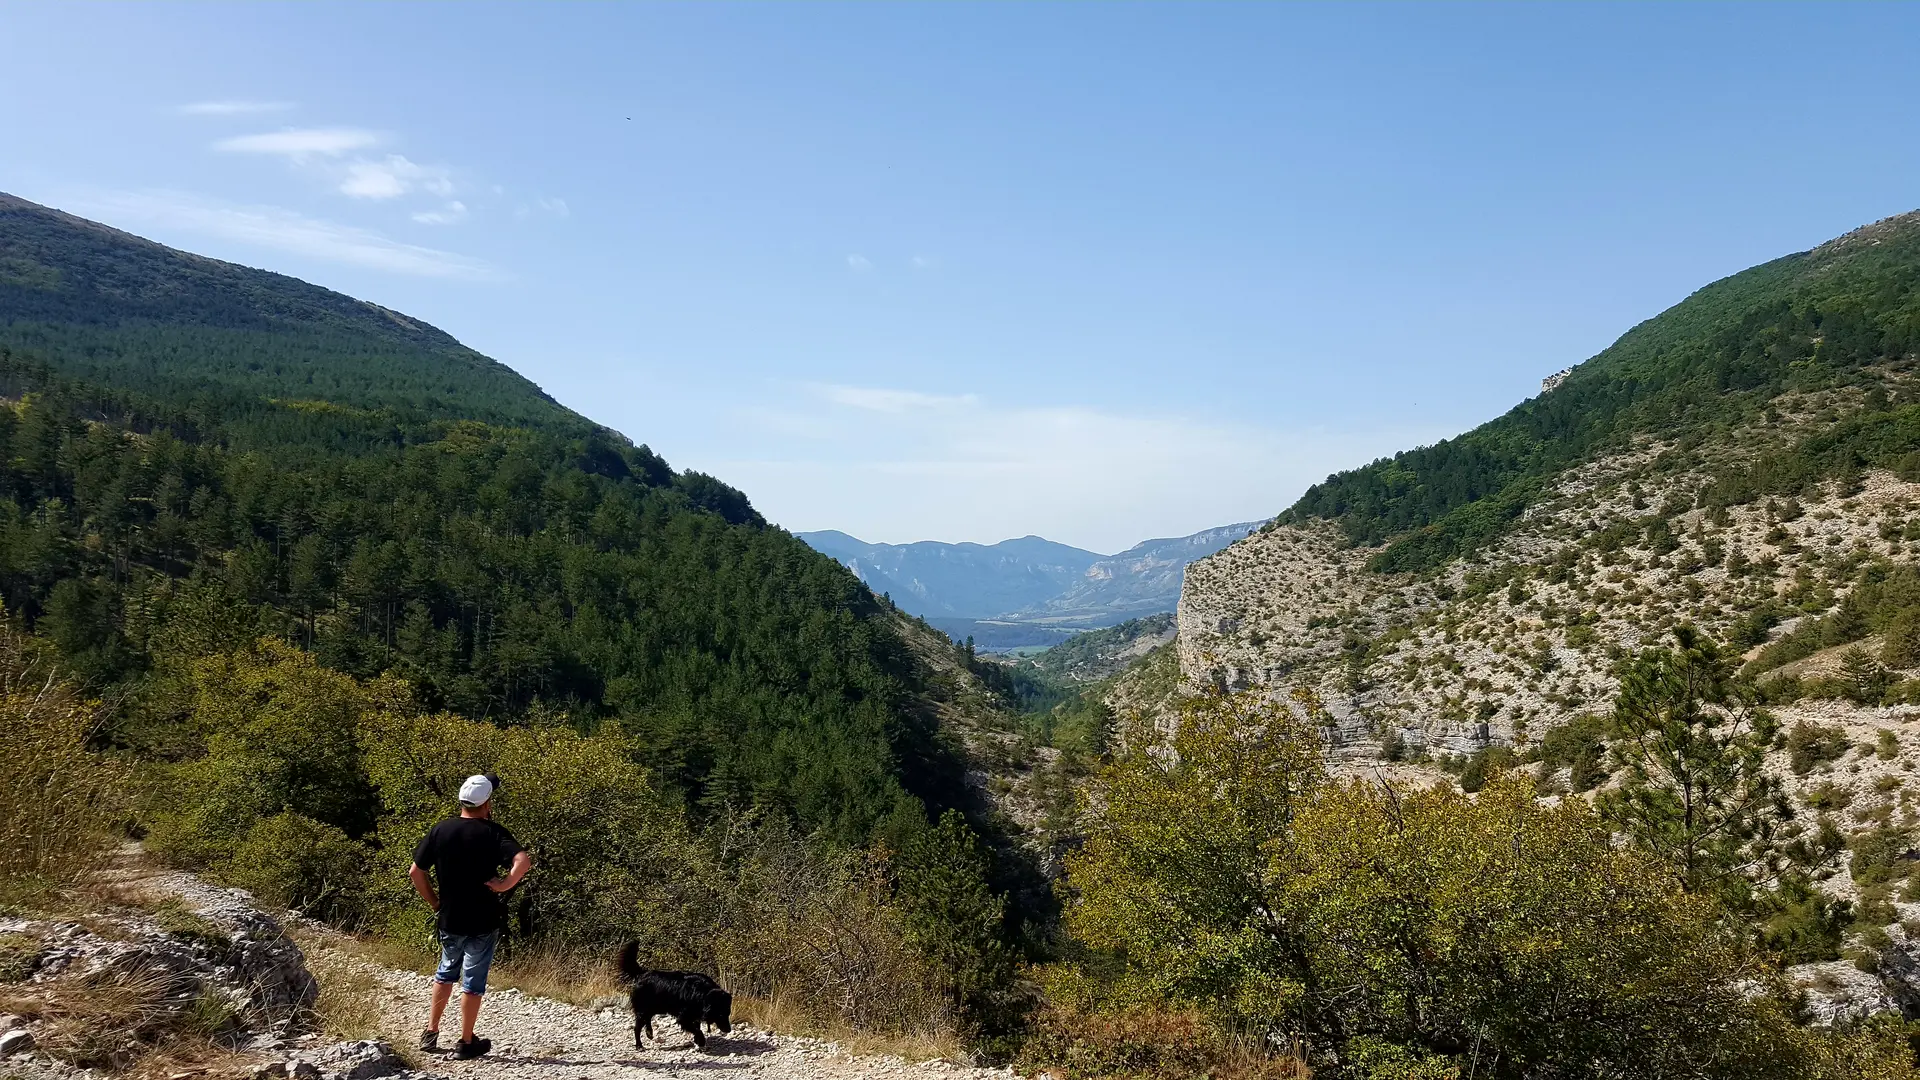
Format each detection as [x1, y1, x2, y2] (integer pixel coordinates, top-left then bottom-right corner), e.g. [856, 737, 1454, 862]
[488, 851, 533, 893]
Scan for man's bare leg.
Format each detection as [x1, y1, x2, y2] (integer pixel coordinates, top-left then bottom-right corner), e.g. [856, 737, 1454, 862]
[460, 991, 483, 1041]
[428, 980, 456, 1035]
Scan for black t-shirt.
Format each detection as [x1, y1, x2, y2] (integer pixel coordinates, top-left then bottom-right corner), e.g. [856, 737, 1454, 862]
[412, 816, 525, 935]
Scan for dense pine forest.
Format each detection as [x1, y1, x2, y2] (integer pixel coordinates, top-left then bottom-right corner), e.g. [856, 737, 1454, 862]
[0, 193, 978, 839]
[0, 194, 1032, 1041]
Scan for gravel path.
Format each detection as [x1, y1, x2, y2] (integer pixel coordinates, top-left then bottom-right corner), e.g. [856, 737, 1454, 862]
[333, 949, 1013, 1080]
[90, 845, 1021, 1076]
[100, 853, 1022, 1080]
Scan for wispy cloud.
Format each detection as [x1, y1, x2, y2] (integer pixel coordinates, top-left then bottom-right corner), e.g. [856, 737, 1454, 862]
[910, 255, 934, 269]
[846, 254, 872, 272]
[705, 384, 1444, 550]
[67, 190, 499, 280]
[411, 201, 468, 226]
[215, 127, 382, 160]
[821, 385, 979, 413]
[178, 100, 294, 116]
[513, 197, 570, 220]
[340, 155, 455, 200]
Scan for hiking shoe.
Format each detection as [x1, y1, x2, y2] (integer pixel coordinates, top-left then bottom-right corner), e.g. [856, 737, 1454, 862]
[456, 1037, 492, 1060]
[420, 1030, 439, 1052]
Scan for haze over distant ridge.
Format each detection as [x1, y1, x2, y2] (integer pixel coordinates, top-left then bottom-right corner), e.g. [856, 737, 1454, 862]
[800, 520, 1262, 647]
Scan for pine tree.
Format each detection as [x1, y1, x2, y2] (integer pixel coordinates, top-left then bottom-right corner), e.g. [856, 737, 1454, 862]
[1600, 626, 1786, 905]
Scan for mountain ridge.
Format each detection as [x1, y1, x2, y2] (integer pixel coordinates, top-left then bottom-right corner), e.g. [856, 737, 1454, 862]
[800, 520, 1263, 645]
[0, 191, 1028, 859]
[1279, 209, 1920, 573]
[1171, 206, 1920, 760]
[0, 192, 579, 433]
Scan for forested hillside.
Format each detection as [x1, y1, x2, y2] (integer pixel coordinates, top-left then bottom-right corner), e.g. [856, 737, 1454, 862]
[0, 193, 577, 431]
[0, 193, 986, 842]
[1282, 212, 1920, 572]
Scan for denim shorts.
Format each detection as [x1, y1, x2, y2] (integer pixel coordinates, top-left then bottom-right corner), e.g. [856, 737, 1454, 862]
[434, 929, 499, 995]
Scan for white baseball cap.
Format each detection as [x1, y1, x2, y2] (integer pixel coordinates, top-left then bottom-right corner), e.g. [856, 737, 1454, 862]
[458, 774, 495, 807]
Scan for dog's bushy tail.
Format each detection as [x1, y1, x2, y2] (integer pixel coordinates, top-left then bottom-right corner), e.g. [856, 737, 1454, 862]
[616, 941, 643, 982]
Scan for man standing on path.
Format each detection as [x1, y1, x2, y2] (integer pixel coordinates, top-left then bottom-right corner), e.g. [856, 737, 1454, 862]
[409, 773, 533, 1060]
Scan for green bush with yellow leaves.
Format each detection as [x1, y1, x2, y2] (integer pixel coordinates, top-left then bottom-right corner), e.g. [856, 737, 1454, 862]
[1054, 687, 1920, 1079]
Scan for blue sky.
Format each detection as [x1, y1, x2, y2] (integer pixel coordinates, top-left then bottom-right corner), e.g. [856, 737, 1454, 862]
[3, 4, 1917, 552]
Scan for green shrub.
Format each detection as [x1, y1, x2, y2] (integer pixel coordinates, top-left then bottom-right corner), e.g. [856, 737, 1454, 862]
[1761, 878, 1852, 964]
[1379, 727, 1407, 762]
[1805, 782, 1853, 812]
[1340, 1037, 1462, 1080]
[143, 641, 389, 869]
[0, 932, 40, 982]
[223, 812, 372, 926]
[893, 810, 1013, 1027]
[1789, 722, 1851, 775]
[1852, 828, 1915, 888]
[151, 898, 230, 950]
[1456, 745, 1514, 793]
[1534, 714, 1609, 791]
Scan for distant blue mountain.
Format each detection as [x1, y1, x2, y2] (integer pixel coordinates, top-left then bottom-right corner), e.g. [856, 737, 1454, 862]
[796, 531, 1102, 619]
[799, 520, 1264, 646]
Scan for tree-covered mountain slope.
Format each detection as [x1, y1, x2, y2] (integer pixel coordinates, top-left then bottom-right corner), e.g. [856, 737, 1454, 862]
[1177, 210, 1920, 765]
[0, 193, 578, 433]
[1283, 211, 1920, 573]
[0, 192, 1003, 849]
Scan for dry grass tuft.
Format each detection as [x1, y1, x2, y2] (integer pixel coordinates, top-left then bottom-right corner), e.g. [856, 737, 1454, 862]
[485, 944, 625, 1006]
[299, 939, 385, 1041]
[733, 987, 965, 1063]
[285, 922, 427, 1069]
[1015, 1006, 1311, 1080]
[287, 919, 965, 1065]
[486, 944, 962, 1063]
[0, 957, 238, 1069]
[0, 628, 129, 890]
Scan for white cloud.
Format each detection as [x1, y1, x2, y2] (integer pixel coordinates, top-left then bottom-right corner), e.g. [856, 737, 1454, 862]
[339, 155, 455, 200]
[821, 385, 978, 413]
[67, 189, 499, 280]
[910, 255, 933, 269]
[702, 384, 1444, 551]
[514, 197, 570, 220]
[178, 100, 294, 116]
[215, 127, 382, 159]
[411, 200, 468, 226]
[846, 254, 872, 272]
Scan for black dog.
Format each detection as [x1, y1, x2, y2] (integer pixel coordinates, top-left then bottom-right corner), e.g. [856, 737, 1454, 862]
[615, 942, 734, 1049]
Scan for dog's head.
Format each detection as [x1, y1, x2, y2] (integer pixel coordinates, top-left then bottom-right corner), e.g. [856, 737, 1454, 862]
[704, 987, 733, 1033]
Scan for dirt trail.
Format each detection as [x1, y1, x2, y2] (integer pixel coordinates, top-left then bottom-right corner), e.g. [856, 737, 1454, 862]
[109, 856, 1016, 1080]
[299, 930, 1012, 1080]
